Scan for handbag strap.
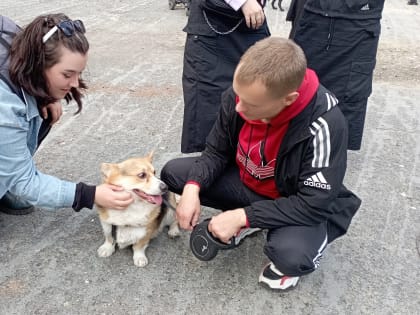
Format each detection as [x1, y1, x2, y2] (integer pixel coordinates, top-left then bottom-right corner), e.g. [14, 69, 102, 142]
[202, 9, 243, 35]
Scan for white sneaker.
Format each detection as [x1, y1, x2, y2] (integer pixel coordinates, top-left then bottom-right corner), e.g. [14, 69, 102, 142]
[258, 262, 300, 290]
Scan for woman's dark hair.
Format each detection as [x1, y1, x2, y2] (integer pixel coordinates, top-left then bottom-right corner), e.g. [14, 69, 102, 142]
[9, 13, 89, 113]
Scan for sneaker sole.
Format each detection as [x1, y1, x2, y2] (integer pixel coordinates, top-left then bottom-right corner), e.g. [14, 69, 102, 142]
[258, 279, 299, 292]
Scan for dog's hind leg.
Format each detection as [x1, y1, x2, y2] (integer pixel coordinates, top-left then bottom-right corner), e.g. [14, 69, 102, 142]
[161, 192, 180, 238]
[97, 221, 116, 257]
[162, 208, 180, 238]
[168, 219, 180, 238]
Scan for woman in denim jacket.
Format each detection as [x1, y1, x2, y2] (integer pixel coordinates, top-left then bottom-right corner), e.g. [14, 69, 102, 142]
[0, 13, 133, 215]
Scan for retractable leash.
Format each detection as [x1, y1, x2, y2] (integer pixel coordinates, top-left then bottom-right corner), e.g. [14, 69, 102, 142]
[190, 218, 236, 261]
[162, 194, 238, 261]
[160, 193, 234, 260]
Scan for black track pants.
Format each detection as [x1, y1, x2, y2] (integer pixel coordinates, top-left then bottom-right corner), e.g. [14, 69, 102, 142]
[161, 157, 328, 276]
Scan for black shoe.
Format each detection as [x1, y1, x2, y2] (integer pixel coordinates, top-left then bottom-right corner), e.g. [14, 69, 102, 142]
[0, 203, 35, 215]
[408, 0, 418, 4]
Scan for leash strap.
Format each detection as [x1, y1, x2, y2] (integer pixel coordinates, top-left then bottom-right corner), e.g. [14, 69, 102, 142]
[111, 224, 117, 241]
[162, 194, 176, 211]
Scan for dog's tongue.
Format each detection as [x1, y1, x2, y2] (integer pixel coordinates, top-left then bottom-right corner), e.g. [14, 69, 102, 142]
[137, 191, 163, 205]
[146, 194, 163, 206]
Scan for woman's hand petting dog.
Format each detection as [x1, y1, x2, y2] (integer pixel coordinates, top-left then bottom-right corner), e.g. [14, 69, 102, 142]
[95, 184, 133, 210]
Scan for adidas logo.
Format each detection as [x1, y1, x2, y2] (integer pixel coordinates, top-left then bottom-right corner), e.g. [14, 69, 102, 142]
[360, 3, 370, 10]
[303, 172, 331, 190]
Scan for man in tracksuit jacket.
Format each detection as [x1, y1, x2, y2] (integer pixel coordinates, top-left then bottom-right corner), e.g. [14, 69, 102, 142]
[161, 37, 361, 290]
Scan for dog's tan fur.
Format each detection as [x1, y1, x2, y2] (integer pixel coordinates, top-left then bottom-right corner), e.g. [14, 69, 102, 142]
[96, 152, 179, 267]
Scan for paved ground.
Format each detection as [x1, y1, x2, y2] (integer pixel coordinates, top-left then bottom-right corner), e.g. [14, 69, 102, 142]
[1, 1, 419, 314]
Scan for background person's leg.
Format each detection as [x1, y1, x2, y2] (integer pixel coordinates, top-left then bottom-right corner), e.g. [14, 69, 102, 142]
[293, 12, 381, 150]
[181, 23, 270, 154]
[181, 34, 221, 153]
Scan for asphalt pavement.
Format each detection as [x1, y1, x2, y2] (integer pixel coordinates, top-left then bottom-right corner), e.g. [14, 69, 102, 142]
[0, 1, 419, 314]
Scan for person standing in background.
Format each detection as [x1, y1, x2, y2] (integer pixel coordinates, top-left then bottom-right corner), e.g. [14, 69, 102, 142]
[291, 0, 385, 150]
[181, 0, 270, 153]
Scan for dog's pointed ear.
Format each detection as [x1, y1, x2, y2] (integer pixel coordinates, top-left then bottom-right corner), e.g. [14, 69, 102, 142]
[147, 150, 154, 162]
[101, 163, 118, 179]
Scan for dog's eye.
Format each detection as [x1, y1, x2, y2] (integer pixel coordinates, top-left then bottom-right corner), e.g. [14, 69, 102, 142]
[138, 172, 147, 179]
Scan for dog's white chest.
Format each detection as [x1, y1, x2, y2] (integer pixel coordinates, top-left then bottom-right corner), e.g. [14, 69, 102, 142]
[116, 226, 147, 245]
[103, 203, 153, 226]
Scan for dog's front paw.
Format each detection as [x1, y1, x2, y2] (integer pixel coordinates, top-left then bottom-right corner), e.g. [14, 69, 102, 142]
[168, 222, 180, 238]
[133, 253, 148, 267]
[97, 242, 115, 257]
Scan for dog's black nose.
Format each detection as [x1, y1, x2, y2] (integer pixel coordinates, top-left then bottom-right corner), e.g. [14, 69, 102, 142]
[159, 181, 168, 192]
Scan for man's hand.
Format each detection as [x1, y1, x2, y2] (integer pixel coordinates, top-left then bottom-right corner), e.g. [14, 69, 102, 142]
[208, 208, 247, 243]
[41, 101, 63, 125]
[95, 184, 134, 210]
[241, 0, 265, 29]
[176, 184, 201, 230]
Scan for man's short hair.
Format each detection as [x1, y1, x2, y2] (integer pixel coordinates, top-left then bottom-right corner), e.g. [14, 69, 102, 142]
[235, 37, 307, 98]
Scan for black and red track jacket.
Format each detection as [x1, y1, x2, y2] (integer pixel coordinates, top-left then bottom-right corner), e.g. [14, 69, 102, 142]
[186, 70, 361, 242]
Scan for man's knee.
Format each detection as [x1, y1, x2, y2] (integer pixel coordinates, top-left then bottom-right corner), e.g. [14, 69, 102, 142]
[160, 157, 195, 194]
[264, 238, 318, 277]
[160, 159, 176, 182]
[161, 160, 180, 192]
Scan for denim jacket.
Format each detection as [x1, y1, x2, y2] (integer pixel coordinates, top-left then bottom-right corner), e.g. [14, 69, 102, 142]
[0, 80, 76, 209]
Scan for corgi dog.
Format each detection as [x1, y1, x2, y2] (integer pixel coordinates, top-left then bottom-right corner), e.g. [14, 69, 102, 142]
[96, 152, 179, 267]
